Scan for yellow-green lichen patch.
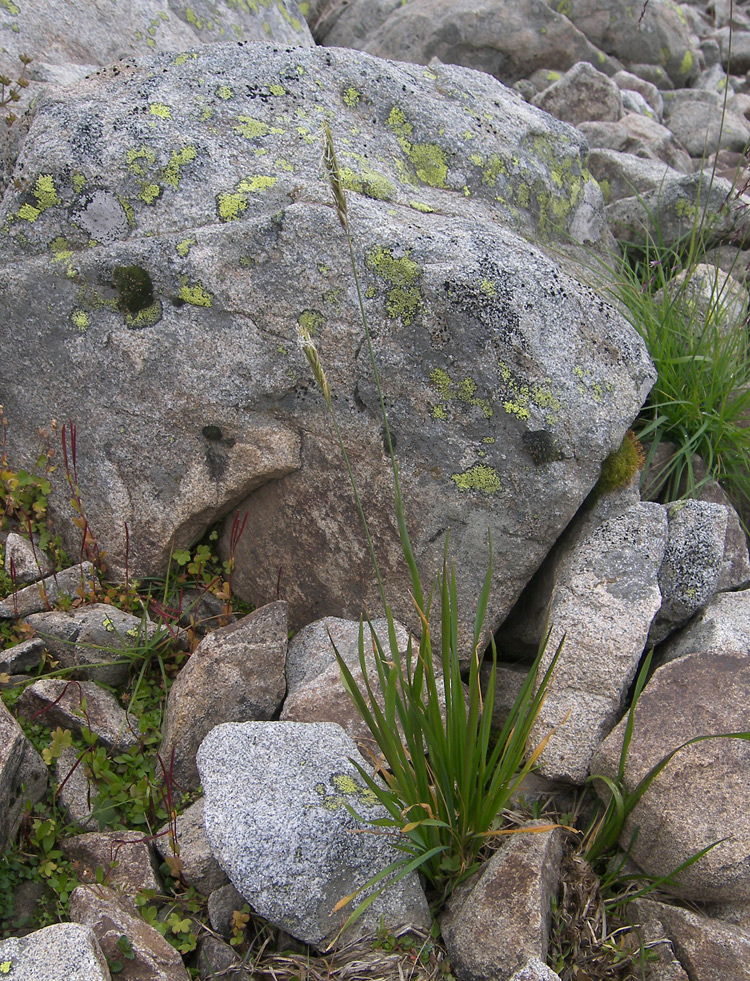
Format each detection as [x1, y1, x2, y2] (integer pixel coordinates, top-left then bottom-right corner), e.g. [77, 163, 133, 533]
[126, 146, 157, 177]
[239, 175, 278, 193]
[19, 174, 62, 222]
[277, 2, 303, 32]
[178, 281, 213, 307]
[149, 102, 172, 120]
[71, 309, 90, 333]
[216, 85, 234, 100]
[343, 87, 361, 107]
[497, 358, 561, 425]
[311, 773, 379, 812]
[430, 368, 493, 419]
[125, 299, 163, 329]
[173, 51, 198, 66]
[340, 166, 394, 202]
[176, 237, 196, 257]
[451, 464, 501, 493]
[0, 0, 20, 13]
[409, 200, 435, 213]
[217, 192, 247, 221]
[386, 105, 449, 188]
[72, 172, 87, 194]
[269, 84, 286, 96]
[366, 246, 423, 325]
[275, 158, 295, 172]
[139, 183, 161, 205]
[297, 309, 324, 335]
[163, 146, 197, 188]
[234, 115, 271, 139]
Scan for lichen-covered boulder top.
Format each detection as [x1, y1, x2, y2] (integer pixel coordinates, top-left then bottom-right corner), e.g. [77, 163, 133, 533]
[0, 0, 312, 78]
[0, 42, 655, 645]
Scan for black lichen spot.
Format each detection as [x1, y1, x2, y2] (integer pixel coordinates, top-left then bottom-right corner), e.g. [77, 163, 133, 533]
[113, 265, 154, 314]
[523, 430, 562, 465]
[205, 445, 228, 482]
[202, 425, 223, 441]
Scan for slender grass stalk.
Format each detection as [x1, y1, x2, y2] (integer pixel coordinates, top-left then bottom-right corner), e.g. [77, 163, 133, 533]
[297, 127, 564, 937]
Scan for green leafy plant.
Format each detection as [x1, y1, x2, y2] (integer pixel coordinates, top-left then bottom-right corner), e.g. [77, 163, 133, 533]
[295, 126, 563, 930]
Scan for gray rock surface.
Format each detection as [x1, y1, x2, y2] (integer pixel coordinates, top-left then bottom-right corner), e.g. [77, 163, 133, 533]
[55, 744, 100, 832]
[0, 41, 655, 653]
[526, 497, 668, 784]
[649, 501, 729, 644]
[197, 720, 431, 948]
[61, 830, 163, 895]
[198, 935, 252, 981]
[0, 637, 46, 675]
[70, 883, 191, 981]
[160, 602, 287, 791]
[26, 603, 160, 686]
[0, 922, 111, 981]
[533, 62, 623, 125]
[18, 678, 138, 750]
[591, 651, 750, 901]
[509, 960, 563, 981]
[0, 562, 99, 618]
[663, 88, 750, 156]
[658, 589, 750, 665]
[319, 0, 615, 83]
[281, 615, 412, 742]
[0, 698, 47, 852]
[155, 797, 229, 895]
[3, 531, 53, 583]
[440, 822, 563, 981]
[632, 898, 750, 981]
[561, 0, 700, 87]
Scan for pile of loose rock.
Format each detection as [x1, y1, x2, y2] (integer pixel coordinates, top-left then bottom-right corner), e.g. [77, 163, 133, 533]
[2, 0, 750, 979]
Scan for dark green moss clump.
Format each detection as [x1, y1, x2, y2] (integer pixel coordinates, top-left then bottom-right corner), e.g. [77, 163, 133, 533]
[595, 430, 646, 497]
[113, 265, 154, 314]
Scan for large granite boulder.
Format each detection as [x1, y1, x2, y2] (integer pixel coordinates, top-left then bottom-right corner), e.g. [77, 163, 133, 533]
[0, 42, 654, 648]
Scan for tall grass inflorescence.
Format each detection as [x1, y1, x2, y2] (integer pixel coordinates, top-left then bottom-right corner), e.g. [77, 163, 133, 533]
[299, 126, 562, 929]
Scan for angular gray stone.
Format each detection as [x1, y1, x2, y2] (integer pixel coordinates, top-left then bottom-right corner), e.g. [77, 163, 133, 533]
[3, 531, 53, 584]
[653, 263, 749, 338]
[561, 0, 701, 87]
[160, 602, 287, 791]
[612, 71, 664, 121]
[663, 88, 750, 156]
[440, 822, 563, 981]
[0, 562, 99, 618]
[533, 62, 623, 125]
[0, 637, 46, 675]
[527, 498, 668, 784]
[55, 744, 100, 832]
[589, 151, 689, 206]
[658, 589, 750, 665]
[197, 720, 432, 949]
[607, 171, 750, 247]
[197, 935, 252, 981]
[70, 884, 191, 981]
[155, 797, 229, 896]
[26, 603, 160, 686]
[650, 501, 728, 645]
[18, 678, 138, 750]
[280, 615, 411, 742]
[632, 898, 750, 981]
[510, 960, 563, 981]
[61, 830, 163, 896]
[620, 113, 693, 172]
[591, 651, 750, 901]
[0, 698, 47, 852]
[207, 882, 246, 938]
[0, 42, 653, 654]
[0, 923, 111, 980]
[320, 0, 616, 84]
